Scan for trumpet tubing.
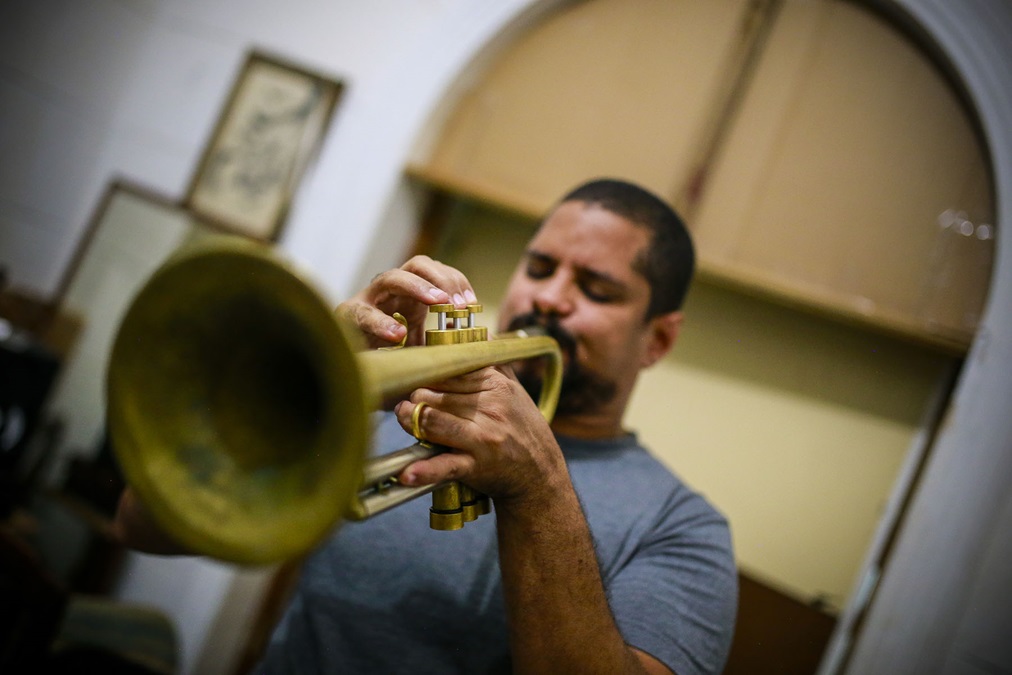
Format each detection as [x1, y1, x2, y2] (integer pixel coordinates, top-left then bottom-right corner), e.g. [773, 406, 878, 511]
[106, 236, 561, 565]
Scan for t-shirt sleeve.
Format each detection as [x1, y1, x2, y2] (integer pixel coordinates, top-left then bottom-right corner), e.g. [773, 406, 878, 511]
[606, 490, 738, 675]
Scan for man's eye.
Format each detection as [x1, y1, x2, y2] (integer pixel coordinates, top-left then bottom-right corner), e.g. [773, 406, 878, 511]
[526, 258, 554, 279]
[580, 281, 620, 303]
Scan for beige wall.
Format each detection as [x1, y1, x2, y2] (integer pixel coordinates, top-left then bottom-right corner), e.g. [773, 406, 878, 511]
[629, 282, 950, 608]
[434, 198, 953, 611]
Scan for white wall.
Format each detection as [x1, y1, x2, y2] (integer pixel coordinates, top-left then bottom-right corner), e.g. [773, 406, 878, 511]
[0, 0, 494, 297]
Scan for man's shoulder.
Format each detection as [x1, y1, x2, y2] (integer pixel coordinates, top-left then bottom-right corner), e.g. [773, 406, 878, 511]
[563, 435, 729, 538]
[560, 433, 689, 496]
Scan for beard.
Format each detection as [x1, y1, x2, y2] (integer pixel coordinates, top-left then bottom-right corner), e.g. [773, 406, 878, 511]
[505, 311, 617, 417]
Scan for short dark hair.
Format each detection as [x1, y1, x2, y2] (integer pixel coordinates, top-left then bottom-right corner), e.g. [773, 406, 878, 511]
[558, 178, 695, 317]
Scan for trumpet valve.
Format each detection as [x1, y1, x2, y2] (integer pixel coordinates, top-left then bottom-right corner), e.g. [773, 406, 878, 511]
[420, 300, 498, 529]
[429, 482, 465, 531]
[459, 483, 479, 522]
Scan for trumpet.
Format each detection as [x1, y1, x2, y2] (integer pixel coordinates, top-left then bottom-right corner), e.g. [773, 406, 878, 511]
[106, 236, 561, 565]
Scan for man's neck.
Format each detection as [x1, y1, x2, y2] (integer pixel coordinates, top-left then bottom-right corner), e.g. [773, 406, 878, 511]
[547, 386, 635, 440]
[550, 413, 626, 440]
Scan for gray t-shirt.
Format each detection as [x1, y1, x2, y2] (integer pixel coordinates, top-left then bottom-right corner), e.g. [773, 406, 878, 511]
[259, 414, 737, 674]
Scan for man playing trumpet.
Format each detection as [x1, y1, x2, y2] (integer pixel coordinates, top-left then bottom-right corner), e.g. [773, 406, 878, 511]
[257, 179, 732, 675]
[117, 178, 737, 674]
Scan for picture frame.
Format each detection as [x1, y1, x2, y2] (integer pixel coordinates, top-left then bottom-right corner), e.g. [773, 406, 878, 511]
[184, 50, 344, 241]
[49, 180, 208, 466]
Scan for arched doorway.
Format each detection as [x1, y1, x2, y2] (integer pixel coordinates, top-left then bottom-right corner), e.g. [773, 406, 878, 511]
[390, 2, 999, 671]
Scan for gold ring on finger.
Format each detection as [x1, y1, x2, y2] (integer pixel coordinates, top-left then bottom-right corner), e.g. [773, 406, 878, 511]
[411, 401, 429, 442]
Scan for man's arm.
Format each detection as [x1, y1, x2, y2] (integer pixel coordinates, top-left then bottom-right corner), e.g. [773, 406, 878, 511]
[496, 472, 673, 674]
[394, 369, 673, 674]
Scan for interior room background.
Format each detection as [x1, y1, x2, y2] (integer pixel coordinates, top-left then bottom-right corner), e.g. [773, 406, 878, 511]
[1, 1, 1009, 674]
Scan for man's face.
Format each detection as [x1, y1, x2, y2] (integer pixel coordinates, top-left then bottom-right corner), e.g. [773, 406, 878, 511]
[498, 200, 662, 419]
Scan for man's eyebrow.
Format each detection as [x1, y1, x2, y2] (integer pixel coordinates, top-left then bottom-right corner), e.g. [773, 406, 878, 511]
[525, 248, 554, 262]
[525, 248, 633, 291]
[576, 266, 627, 291]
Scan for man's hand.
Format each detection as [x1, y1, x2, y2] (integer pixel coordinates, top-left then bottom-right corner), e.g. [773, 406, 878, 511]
[392, 366, 568, 510]
[336, 255, 476, 349]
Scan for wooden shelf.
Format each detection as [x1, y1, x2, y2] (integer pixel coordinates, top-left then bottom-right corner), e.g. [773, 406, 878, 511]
[405, 164, 972, 356]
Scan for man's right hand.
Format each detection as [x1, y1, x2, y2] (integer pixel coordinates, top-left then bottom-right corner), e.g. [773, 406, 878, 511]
[336, 255, 477, 349]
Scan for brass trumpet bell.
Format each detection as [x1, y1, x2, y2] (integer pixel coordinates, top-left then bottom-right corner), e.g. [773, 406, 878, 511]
[107, 238, 371, 564]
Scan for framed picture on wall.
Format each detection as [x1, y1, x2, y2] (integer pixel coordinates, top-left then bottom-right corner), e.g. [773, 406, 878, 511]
[184, 50, 344, 241]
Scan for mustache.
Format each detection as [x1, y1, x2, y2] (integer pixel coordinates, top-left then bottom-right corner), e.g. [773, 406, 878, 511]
[507, 311, 616, 416]
[506, 311, 577, 361]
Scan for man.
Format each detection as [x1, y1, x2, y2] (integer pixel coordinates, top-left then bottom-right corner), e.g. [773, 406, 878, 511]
[255, 178, 737, 673]
[116, 178, 737, 673]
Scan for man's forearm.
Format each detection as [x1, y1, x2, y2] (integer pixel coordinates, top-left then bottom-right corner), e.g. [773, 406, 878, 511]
[494, 477, 656, 674]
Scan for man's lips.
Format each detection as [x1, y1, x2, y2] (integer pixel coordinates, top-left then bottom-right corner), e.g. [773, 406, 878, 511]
[506, 312, 578, 364]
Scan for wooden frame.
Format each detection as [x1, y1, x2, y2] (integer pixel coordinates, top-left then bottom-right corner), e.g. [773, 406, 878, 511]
[55, 181, 181, 305]
[47, 180, 206, 484]
[184, 50, 344, 241]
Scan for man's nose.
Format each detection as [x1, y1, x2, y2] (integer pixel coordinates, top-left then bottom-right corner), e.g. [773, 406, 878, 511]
[532, 274, 575, 316]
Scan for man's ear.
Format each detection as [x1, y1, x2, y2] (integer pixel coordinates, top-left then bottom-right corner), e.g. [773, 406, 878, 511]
[640, 311, 682, 368]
